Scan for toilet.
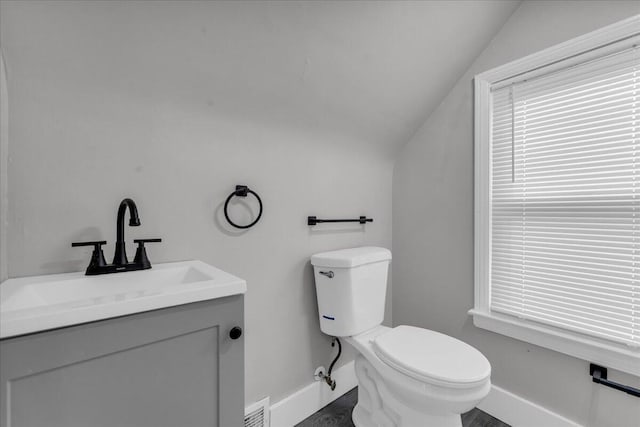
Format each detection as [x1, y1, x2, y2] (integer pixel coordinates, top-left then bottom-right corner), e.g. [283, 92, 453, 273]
[311, 247, 491, 427]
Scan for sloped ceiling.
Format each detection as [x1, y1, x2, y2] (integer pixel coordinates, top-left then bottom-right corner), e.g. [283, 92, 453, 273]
[1, 0, 520, 157]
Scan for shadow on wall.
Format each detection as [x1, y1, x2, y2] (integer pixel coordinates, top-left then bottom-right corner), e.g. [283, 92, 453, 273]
[214, 198, 255, 237]
[308, 224, 368, 235]
[40, 226, 104, 273]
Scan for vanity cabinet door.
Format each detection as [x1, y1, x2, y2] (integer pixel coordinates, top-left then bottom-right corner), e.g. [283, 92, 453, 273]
[0, 295, 244, 427]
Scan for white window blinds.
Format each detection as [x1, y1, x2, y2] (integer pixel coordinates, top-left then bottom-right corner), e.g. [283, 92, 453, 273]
[490, 47, 640, 347]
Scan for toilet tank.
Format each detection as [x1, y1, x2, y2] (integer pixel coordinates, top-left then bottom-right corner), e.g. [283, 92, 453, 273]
[311, 247, 391, 337]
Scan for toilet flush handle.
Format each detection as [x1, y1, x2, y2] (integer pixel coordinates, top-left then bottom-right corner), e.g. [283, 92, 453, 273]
[319, 271, 334, 278]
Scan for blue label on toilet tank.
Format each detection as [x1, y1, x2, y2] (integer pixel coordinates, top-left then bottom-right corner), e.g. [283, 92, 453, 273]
[322, 315, 335, 320]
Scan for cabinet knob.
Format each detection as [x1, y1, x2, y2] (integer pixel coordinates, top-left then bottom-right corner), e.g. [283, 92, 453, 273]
[229, 326, 242, 340]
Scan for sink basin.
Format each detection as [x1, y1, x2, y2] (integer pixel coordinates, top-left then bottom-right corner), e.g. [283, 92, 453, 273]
[0, 260, 246, 339]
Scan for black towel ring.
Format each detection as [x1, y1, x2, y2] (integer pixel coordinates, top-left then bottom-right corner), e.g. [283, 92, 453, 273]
[224, 185, 263, 229]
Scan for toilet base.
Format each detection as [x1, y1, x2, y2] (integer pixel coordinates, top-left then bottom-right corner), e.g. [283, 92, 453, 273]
[352, 355, 462, 427]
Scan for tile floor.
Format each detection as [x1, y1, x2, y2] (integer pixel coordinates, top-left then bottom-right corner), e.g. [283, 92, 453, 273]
[296, 388, 510, 427]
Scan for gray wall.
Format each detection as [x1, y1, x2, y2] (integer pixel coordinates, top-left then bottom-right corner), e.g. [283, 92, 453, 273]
[0, 0, 525, 407]
[0, 1, 393, 405]
[393, 1, 640, 426]
[0, 52, 7, 283]
[0, 0, 525, 406]
[4, 0, 639, 421]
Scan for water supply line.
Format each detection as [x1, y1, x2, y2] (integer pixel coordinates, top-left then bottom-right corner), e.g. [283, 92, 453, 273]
[318, 337, 342, 391]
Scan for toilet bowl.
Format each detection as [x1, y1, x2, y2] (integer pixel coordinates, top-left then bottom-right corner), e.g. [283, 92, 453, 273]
[347, 325, 491, 427]
[311, 247, 491, 427]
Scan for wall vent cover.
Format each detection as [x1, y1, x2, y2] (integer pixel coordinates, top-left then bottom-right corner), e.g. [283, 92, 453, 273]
[244, 396, 270, 427]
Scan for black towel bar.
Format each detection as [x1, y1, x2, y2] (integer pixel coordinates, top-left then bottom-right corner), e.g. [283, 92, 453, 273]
[590, 364, 640, 398]
[308, 216, 373, 226]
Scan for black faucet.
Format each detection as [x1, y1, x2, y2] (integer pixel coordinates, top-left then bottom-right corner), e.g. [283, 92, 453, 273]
[113, 198, 140, 265]
[72, 198, 161, 275]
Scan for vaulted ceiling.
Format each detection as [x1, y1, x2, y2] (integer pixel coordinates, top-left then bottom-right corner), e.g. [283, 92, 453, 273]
[1, 0, 520, 157]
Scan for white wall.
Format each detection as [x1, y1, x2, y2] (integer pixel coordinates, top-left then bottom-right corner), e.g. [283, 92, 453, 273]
[0, 1, 394, 405]
[393, 1, 640, 426]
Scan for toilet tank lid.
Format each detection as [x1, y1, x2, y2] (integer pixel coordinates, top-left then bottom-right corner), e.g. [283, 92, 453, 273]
[311, 247, 391, 268]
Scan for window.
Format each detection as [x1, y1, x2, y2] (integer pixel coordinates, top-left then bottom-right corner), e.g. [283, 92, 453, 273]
[472, 16, 640, 376]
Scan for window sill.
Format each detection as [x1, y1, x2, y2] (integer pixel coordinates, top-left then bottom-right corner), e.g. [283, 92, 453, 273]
[468, 309, 640, 377]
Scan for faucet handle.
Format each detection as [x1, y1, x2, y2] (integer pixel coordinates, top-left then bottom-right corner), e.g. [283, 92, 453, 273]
[133, 238, 162, 269]
[72, 241, 108, 272]
[72, 240, 107, 247]
[133, 238, 162, 244]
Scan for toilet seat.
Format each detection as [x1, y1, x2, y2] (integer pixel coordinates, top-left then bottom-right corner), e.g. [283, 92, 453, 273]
[372, 325, 491, 389]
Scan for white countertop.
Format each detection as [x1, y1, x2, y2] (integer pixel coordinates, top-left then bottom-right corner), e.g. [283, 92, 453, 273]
[0, 260, 246, 339]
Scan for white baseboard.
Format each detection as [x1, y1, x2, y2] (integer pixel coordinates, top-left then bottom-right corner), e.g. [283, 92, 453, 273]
[269, 363, 581, 427]
[478, 385, 583, 427]
[270, 360, 357, 427]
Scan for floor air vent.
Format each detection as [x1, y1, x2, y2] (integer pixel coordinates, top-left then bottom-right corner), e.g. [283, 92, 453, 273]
[244, 396, 270, 427]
